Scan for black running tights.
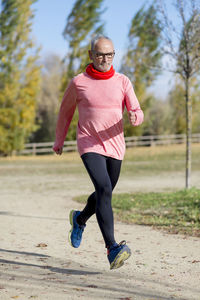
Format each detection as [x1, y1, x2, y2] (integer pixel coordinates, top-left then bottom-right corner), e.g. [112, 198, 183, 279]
[77, 152, 122, 248]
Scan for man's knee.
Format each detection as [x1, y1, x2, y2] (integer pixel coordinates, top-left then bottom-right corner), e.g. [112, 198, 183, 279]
[98, 182, 112, 198]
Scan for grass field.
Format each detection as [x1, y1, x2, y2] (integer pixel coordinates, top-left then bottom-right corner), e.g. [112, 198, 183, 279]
[1, 143, 200, 237]
[75, 188, 200, 237]
[122, 143, 200, 175]
[1, 143, 200, 173]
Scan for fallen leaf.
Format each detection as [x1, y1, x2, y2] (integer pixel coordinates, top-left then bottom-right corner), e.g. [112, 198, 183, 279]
[36, 243, 47, 248]
[192, 260, 200, 263]
[86, 284, 98, 288]
[72, 288, 85, 291]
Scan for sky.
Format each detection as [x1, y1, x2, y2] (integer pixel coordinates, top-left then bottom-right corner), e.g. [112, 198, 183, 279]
[31, 0, 176, 99]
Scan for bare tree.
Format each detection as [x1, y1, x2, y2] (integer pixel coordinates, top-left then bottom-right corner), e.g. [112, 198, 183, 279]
[156, 0, 200, 188]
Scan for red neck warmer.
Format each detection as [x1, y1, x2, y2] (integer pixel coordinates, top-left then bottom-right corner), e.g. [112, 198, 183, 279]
[86, 63, 115, 80]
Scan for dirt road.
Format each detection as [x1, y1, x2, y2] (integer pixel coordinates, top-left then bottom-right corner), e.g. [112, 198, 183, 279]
[0, 161, 200, 300]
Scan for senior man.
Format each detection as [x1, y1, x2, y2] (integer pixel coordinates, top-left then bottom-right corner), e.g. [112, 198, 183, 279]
[53, 34, 144, 269]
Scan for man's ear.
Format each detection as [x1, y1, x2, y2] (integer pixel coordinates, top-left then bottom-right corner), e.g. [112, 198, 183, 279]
[88, 50, 93, 60]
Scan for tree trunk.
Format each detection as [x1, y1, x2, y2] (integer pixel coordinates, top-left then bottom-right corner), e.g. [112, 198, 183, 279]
[185, 77, 192, 189]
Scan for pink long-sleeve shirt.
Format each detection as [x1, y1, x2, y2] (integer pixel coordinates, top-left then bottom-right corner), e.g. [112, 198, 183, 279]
[53, 71, 144, 160]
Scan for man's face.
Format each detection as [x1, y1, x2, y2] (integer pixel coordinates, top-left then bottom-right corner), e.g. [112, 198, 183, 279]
[89, 38, 115, 72]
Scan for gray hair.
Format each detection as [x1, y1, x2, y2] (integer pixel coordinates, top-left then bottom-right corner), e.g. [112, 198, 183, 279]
[91, 34, 113, 50]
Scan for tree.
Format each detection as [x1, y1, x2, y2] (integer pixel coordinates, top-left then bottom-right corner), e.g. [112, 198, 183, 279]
[120, 3, 162, 137]
[156, 0, 200, 188]
[0, 0, 41, 155]
[143, 97, 173, 136]
[168, 78, 200, 135]
[63, 0, 105, 83]
[60, 0, 105, 140]
[30, 54, 64, 142]
[168, 82, 186, 134]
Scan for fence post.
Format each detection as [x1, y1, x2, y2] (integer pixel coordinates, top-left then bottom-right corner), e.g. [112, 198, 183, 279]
[32, 143, 36, 155]
[150, 136, 155, 146]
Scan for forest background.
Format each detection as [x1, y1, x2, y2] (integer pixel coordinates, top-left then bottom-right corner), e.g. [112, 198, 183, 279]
[0, 0, 200, 157]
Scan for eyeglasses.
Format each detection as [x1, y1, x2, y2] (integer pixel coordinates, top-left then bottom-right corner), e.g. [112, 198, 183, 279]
[92, 51, 115, 60]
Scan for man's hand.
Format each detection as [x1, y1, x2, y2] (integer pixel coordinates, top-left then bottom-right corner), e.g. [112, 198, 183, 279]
[128, 111, 136, 125]
[55, 147, 63, 155]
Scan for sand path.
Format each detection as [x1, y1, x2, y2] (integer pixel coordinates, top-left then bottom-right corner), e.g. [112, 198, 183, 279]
[0, 163, 199, 300]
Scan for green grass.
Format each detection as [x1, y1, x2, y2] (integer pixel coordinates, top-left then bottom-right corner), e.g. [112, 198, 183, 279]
[121, 143, 200, 175]
[74, 187, 200, 237]
[1, 143, 199, 176]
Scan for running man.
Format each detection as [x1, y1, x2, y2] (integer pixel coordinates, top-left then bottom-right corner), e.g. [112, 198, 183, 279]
[53, 35, 144, 269]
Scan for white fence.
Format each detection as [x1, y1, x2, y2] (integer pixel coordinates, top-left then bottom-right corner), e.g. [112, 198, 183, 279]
[17, 133, 200, 155]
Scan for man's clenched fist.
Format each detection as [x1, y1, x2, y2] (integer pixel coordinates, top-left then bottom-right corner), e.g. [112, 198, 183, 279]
[128, 111, 136, 125]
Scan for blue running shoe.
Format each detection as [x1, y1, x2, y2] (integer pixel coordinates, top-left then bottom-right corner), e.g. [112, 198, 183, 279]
[68, 210, 85, 248]
[107, 240, 131, 270]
